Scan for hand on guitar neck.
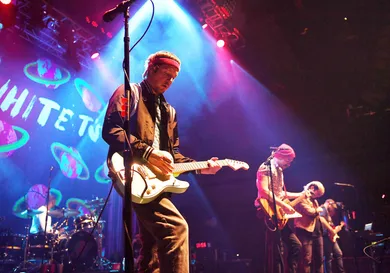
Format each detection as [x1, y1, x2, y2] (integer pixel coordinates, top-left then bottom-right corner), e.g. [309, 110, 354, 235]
[148, 150, 221, 175]
[329, 221, 346, 243]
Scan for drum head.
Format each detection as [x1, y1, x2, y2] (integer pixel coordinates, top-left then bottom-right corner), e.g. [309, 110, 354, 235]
[67, 231, 97, 268]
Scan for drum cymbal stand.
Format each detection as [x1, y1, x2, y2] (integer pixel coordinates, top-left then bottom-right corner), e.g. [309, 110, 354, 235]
[14, 224, 33, 273]
[40, 239, 56, 273]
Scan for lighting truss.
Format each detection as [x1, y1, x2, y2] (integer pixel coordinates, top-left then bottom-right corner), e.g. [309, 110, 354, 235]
[196, 0, 244, 50]
[13, 0, 99, 70]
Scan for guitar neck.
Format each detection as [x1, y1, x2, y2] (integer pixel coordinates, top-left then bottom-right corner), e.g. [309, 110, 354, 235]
[173, 160, 227, 173]
[289, 194, 307, 208]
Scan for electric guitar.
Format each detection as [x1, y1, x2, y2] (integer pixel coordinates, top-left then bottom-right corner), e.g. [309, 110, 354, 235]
[329, 221, 345, 242]
[109, 151, 250, 204]
[257, 192, 309, 229]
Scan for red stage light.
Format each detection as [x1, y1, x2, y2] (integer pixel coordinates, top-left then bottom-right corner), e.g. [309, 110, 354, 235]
[0, 1, 16, 29]
[0, 0, 11, 5]
[216, 39, 225, 48]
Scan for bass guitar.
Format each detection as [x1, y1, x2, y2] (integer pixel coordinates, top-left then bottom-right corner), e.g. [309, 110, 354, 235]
[257, 192, 309, 229]
[109, 151, 249, 204]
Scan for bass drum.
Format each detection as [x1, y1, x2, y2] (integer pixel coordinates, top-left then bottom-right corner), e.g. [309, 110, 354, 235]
[55, 231, 97, 271]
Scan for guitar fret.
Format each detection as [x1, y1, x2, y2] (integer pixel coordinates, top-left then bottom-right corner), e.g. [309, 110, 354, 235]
[174, 161, 224, 173]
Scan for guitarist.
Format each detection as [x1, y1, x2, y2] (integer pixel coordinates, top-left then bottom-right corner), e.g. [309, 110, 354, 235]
[294, 181, 327, 273]
[255, 143, 303, 273]
[319, 199, 346, 273]
[102, 51, 221, 273]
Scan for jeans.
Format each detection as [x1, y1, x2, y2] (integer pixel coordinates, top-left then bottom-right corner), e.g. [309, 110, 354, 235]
[133, 194, 189, 273]
[272, 224, 302, 273]
[323, 236, 345, 273]
[296, 228, 324, 273]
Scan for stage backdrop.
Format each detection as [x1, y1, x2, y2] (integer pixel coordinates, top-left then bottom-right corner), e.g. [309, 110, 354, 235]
[0, 34, 113, 241]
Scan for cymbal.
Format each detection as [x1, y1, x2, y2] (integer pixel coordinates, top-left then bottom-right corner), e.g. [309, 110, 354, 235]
[64, 209, 80, 217]
[15, 209, 43, 219]
[85, 198, 106, 208]
[49, 208, 80, 218]
[66, 198, 92, 215]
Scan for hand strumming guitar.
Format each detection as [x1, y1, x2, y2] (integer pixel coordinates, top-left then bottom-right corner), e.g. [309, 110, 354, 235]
[148, 149, 174, 175]
[282, 203, 296, 214]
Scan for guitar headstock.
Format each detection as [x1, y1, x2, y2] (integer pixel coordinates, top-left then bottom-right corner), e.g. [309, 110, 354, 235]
[225, 159, 250, 171]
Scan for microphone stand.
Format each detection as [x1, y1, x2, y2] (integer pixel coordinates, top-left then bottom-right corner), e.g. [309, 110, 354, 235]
[122, 6, 135, 273]
[103, 2, 135, 271]
[265, 152, 284, 273]
[42, 166, 54, 267]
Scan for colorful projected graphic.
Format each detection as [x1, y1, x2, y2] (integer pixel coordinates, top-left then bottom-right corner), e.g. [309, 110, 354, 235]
[12, 187, 62, 218]
[12, 196, 29, 219]
[0, 120, 29, 157]
[26, 184, 63, 209]
[51, 142, 90, 180]
[74, 78, 105, 113]
[66, 198, 92, 215]
[27, 184, 48, 209]
[24, 58, 71, 89]
[94, 161, 110, 184]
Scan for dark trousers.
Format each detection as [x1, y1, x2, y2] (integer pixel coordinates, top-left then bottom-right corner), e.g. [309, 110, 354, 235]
[133, 195, 189, 273]
[296, 228, 324, 273]
[323, 236, 345, 273]
[270, 224, 302, 273]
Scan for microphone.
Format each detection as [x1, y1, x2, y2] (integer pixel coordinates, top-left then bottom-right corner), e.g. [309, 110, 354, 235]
[103, 0, 137, 22]
[334, 182, 355, 188]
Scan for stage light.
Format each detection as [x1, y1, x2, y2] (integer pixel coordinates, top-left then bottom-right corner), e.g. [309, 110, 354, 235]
[46, 18, 57, 31]
[202, 23, 208, 29]
[0, 0, 11, 5]
[216, 39, 225, 48]
[0, 2, 16, 29]
[91, 52, 100, 59]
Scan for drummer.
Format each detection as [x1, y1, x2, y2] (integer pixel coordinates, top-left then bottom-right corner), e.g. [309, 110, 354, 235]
[29, 189, 62, 235]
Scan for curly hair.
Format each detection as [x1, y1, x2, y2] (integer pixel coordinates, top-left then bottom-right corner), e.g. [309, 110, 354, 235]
[142, 51, 181, 78]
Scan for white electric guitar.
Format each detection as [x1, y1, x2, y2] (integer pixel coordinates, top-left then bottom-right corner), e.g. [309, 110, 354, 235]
[109, 151, 250, 204]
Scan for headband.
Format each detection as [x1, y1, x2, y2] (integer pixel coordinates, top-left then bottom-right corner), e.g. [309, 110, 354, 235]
[152, 57, 180, 71]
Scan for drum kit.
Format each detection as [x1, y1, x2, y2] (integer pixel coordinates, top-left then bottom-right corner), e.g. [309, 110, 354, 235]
[1, 197, 109, 273]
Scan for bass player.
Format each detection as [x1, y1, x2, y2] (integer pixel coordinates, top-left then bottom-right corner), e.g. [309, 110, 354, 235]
[255, 143, 303, 273]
